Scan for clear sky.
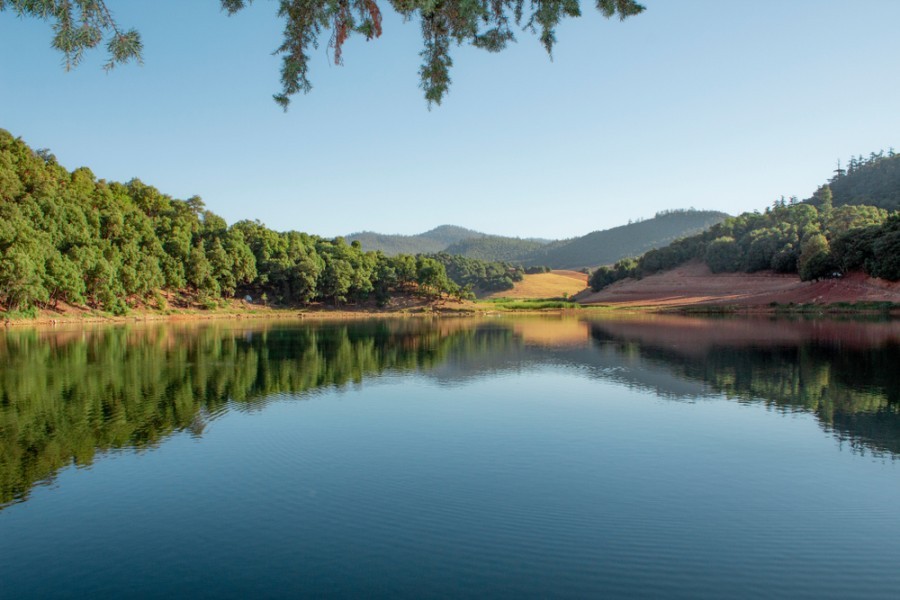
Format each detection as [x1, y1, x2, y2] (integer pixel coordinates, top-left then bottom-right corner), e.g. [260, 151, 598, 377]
[2, 1, 899, 239]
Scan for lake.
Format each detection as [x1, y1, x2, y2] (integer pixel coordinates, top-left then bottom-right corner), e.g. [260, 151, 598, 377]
[1, 315, 900, 598]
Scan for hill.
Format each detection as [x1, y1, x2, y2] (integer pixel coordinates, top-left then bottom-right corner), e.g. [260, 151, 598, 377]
[523, 209, 729, 269]
[444, 236, 549, 262]
[348, 209, 730, 269]
[346, 225, 484, 255]
[588, 149, 900, 295]
[578, 261, 900, 308]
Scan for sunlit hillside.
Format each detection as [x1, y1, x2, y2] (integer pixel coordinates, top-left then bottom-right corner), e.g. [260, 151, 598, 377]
[479, 270, 587, 299]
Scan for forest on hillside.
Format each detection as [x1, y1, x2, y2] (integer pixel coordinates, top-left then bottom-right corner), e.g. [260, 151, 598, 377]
[590, 168, 900, 292]
[821, 149, 900, 211]
[0, 130, 524, 315]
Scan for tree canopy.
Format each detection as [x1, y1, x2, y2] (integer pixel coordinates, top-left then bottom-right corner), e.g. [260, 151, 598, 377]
[589, 195, 900, 291]
[0, 128, 544, 314]
[1, 0, 646, 107]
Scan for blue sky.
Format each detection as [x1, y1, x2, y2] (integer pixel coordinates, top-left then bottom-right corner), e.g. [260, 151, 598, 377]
[2, 1, 899, 239]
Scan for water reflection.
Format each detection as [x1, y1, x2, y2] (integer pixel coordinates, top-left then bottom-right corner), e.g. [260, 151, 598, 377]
[1, 315, 899, 507]
[587, 316, 900, 456]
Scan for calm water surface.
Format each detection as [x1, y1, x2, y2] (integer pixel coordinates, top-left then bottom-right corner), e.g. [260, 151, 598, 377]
[1, 316, 900, 598]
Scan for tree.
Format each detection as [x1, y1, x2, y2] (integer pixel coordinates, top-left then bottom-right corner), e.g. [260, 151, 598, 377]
[704, 236, 743, 273]
[2, 0, 645, 107]
[798, 233, 834, 282]
[0, 0, 142, 70]
[869, 231, 900, 281]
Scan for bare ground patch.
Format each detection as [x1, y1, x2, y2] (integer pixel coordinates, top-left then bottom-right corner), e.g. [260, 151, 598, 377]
[576, 262, 900, 308]
[481, 270, 588, 300]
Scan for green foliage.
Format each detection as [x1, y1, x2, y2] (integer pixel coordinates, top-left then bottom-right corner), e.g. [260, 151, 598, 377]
[869, 230, 900, 280]
[589, 257, 637, 291]
[0, 129, 472, 314]
[444, 236, 547, 262]
[586, 201, 891, 289]
[430, 252, 524, 292]
[525, 265, 551, 274]
[5, 0, 645, 107]
[0, 0, 142, 71]
[826, 150, 900, 211]
[484, 299, 579, 310]
[704, 237, 743, 273]
[798, 233, 834, 281]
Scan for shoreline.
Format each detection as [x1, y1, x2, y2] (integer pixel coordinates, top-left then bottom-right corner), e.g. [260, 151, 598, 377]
[3, 300, 898, 329]
[0, 301, 592, 329]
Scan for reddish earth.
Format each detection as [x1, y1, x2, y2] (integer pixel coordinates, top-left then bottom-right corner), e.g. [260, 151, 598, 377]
[576, 262, 900, 307]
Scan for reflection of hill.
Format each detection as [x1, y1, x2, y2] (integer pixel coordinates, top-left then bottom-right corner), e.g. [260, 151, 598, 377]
[588, 317, 900, 456]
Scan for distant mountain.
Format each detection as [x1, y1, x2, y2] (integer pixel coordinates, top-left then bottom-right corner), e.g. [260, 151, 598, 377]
[346, 225, 485, 255]
[347, 210, 730, 269]
[523, 210, 731, 269]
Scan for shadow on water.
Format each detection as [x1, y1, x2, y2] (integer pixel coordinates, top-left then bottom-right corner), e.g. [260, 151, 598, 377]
[2, 314, 899, 507]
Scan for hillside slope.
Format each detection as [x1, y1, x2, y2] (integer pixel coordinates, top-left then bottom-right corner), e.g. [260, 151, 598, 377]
[525, 210, 729, 269]
[480, 270, 587, 299]
[578, 262, 900, 307]
[444, 236, 548, 262]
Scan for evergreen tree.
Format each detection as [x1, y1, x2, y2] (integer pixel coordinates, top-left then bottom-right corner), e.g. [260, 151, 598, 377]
[2, 0, 645, 107]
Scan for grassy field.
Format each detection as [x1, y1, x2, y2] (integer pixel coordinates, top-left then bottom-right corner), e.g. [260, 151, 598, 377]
[481, 299, 581, 310]
[480, 270, 588, 300]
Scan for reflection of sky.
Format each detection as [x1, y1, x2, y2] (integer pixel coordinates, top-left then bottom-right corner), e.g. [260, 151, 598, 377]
[4, 365, 900, 598]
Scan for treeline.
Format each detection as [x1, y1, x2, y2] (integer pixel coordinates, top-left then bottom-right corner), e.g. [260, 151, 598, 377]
[0, 130, 523, 314]
[590, 195, 899, 290]
[825, 149, 900, 211]
[430, 252, 524, 292]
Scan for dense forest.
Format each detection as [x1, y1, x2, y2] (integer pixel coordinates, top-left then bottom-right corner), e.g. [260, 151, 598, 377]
[0, 130, 526, 315]
[821, 150, 900, 211]
[444, 236, 548, 263]
[590, 156, 900, 291]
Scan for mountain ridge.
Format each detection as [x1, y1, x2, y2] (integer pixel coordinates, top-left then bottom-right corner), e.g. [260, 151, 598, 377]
[347, 209, 731, 269]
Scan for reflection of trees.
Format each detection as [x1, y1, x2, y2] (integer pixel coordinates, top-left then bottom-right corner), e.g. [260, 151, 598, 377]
[5, 317, 900, 508]
[590, 323, 900, 457]
[0, 321, 515, 507]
